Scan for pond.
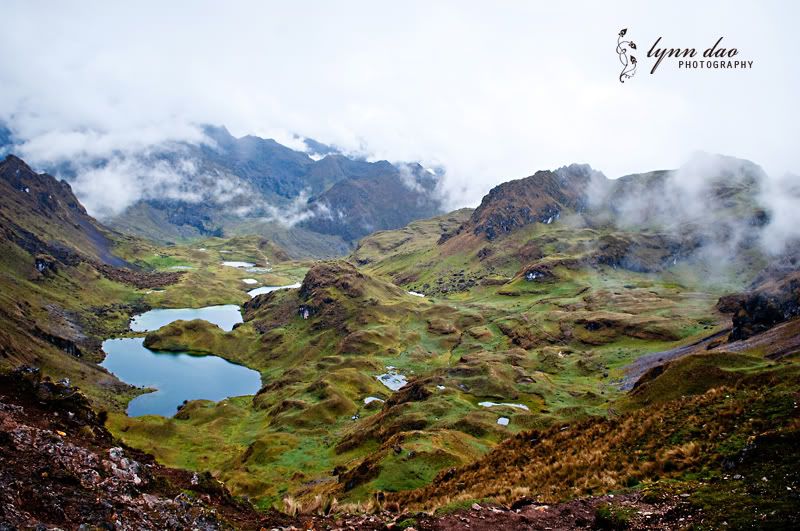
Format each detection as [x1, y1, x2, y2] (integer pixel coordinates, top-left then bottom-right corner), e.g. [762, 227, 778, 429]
[247, 282, 301, 298]
[101, 338, 261, 417]
[129, 305, 243, 332]
[376, 366, 408, 391]
[221, 261, 255, 268]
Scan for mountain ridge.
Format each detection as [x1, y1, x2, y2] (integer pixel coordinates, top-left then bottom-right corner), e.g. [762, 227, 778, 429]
[0, 124, 444, 256]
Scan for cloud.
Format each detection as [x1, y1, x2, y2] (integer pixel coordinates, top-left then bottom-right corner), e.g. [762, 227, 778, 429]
[258, 190, 321, 226]
[759, 172, 800, 255]
[596, 152, 800, 264]
[66, 154, 246, 218]
[0, 0, 798, 215]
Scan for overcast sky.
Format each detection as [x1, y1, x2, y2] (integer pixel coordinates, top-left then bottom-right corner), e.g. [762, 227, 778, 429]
[2, 0, 798, 210]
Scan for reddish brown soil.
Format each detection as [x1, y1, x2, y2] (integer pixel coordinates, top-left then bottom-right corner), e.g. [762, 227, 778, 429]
[0, 369, 292, 530]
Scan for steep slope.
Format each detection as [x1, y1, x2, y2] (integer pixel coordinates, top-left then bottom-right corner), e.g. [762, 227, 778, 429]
[299, 165, 440, 241]
[0, 155, 129, 267]
[0, 368, 288, 530]
[449, 164, 599, 242]
[122, 129, 445, 251]
[0, 155, 187, 408]
[198, 125, 318, 201]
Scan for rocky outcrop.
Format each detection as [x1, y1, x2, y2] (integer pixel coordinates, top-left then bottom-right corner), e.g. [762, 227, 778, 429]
[31, 327, 83, 358]
[727, 270, 800, 341]
[453, 165, 601, 242]
[94, 262, 184, 289]
[299, 260, 367, 301]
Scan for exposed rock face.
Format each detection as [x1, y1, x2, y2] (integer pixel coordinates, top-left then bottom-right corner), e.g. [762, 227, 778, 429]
[460, 165, 601, 241]
[34, 254, 58, 276]
[728, 270, 800, 341]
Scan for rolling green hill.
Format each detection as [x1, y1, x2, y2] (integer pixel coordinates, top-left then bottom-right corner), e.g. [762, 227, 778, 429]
[1, 153, 797, 528]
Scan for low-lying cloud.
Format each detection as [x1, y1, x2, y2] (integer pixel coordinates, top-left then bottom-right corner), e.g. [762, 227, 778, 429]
[1, 1, 798, 221]
[590, 152, 800, 261]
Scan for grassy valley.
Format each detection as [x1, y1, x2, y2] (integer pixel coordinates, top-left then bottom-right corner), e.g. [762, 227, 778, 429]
[1, 154, 798, 529]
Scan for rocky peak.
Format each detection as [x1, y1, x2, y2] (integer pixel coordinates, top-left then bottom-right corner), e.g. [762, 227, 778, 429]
[459, 165, 604, 241]
[0, 155, 87, 216]
[0, 155, 131, 268]
[299, 260, 367, 301]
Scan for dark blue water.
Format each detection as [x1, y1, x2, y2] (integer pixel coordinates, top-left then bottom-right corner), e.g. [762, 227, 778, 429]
[129, 305, 243, 332]
[101, 338, 262, 417]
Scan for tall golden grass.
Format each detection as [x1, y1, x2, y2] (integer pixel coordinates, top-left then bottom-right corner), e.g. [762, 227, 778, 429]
[390, 385, 795, 512]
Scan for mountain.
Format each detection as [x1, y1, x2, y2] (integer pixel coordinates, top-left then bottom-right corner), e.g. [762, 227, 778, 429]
[454, 164, 597, 242]
[358, 155, 777, 299]
[181, 126, 443, 250]
[0, 124, 444, 256]
[300, 164, 440, 241]
[0, 155, 128, 268]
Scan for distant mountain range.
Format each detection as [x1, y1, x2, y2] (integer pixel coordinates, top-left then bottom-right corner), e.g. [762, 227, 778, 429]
[0, 124, 443, 257]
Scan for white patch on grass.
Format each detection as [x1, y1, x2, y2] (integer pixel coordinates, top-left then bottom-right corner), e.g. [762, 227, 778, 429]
[376, 367, 407, 391]
[247, 282, 301, 298]
[364, 396, 384, 405]
[221, 261, 255, 268]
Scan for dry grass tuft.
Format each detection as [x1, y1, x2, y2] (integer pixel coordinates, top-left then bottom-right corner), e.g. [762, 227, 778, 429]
[390, 383, 798, 511]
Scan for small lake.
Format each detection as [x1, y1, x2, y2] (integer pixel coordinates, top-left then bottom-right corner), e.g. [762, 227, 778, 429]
[221, 261, 255, 268]
[129, 305, 243, 332]
[247, 282, 301, 298]
[101, 338, 262, 417]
